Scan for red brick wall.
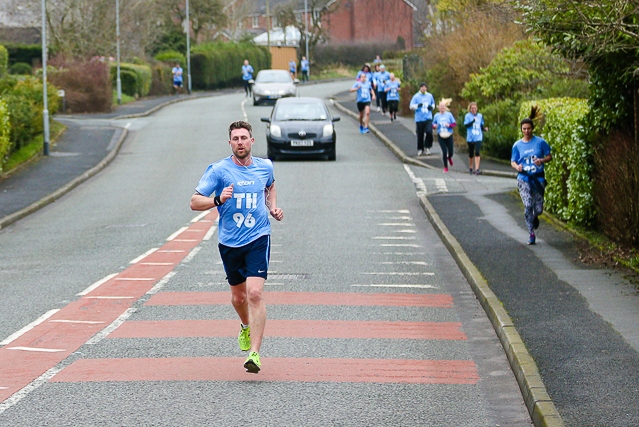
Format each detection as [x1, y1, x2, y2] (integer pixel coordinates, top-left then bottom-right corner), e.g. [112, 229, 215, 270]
[324, 0, 414, 49]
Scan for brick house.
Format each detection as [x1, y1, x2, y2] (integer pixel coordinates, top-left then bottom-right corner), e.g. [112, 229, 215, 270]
[228, 0, 420, 49]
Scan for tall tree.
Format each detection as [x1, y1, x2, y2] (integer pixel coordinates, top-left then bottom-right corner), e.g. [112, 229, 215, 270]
[161, 0, 228, 44]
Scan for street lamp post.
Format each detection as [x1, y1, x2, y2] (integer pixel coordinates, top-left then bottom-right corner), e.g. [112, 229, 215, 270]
[304, 0, 309, 77]
[41, 0, 49, 156]
[186, 0, 192, 94]
[116, 0, 122, 105]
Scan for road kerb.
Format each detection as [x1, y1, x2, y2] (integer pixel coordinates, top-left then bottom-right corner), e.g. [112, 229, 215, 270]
[418, 194, 565, 427]
[0, 128, 128, 231]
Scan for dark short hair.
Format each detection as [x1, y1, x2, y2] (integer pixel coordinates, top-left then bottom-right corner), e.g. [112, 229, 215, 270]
[520, 117, 534, 129]
[228, 120, 252, 139]
[419, 82, 427, 88]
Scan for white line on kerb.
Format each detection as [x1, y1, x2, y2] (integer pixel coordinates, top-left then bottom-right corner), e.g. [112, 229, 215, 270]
[166, 226, 188, 241]
[0, 309, 60, 346]
[77, 273, 118, 296]
[129, 247, 159, 264]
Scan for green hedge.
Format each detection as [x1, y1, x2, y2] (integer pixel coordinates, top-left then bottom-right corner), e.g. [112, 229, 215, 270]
[519, 98, 593, 226]
[0, 75, 60, 155]
[155, 50, 186, 65]
[4, 43, 42, 66]
[190, 43, 270, 90]
[0, 45, 7, 78]
[0, 98, 10, 171]
[110, 62, 151, 97]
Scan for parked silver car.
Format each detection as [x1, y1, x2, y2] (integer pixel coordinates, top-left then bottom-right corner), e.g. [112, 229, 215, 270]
[252, 69, 298, 106]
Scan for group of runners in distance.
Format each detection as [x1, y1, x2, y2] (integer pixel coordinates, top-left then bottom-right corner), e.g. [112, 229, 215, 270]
[350, 56, 552, 245]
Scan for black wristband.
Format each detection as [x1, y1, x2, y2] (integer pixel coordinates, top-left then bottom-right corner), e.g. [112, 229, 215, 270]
[214, 195, 222, 206]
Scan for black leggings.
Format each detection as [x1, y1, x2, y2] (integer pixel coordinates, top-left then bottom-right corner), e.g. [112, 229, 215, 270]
[388, 100, 399, 115]
[243, 80, 252, 95]
[377, 91, 388, 113]
[416, 120, 433, 150]
[467, 141, 482, 157]
[438, 135, 454, 167]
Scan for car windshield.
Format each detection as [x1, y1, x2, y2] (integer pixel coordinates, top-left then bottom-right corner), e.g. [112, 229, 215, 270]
[274, 103, 328, 121]
[256, 71, 292, 83]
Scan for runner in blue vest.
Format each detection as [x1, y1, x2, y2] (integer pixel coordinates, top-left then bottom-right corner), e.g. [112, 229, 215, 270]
[241, 59, 254, 97]
[385, 73, 401, 122]
[409, 83, 436, 156]
[432, 99, 457, 173]
[190, 120, 284, 373]
[511, 110, 552, 245]
[172, 63, 183, 94]
[376, 64, 391, 116]
[289, 59, 297, 79]
[300, 56, 310, 82]
[349, 74, 376, 134]
[464, 102, 488, 175]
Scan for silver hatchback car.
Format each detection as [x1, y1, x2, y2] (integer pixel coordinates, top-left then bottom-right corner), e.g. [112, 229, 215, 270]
[252, 69, 298, 106]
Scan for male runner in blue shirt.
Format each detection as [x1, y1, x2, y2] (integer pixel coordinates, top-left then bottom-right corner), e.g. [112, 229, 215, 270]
[190, 120, 284, 373]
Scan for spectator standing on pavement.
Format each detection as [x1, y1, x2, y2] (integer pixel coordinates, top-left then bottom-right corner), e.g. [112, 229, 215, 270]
[349, 73, 376, 134]
[373, 55, 382, 64]
[385, 73, 401, 122]
[409, 83, 436, 156]
[376, 65, 390, 116]
[464, 102, 488, 175]
[190, 120, 284, 373]
[511, 108, 552, 245]
[432, 98, 457, 173]
[289, 59, 297, 79]
[241, 59, 254, 97]
[300, 56, 310, 82]
[172, 63, 183, 94]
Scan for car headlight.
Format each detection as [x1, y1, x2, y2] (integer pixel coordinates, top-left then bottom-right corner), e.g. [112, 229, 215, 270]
[278, 90, 285, 95]
[323, 124, 334, 138]
[270, 124, 282, 138]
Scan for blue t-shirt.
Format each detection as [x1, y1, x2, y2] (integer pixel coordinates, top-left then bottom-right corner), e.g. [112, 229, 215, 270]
[289, 61, 297, 73]
[195, 156, 274, 247]
[409, 92, 435, 122]
[433, 111, 456, 135]
[511, 135, 552, 183]
[385, 81, 400, 101]
[301, 59, 309, 72]
[376, 71, 390, 92]
[352, 80, 373, 103]
[464, 112, 485, 142]
[356, 70, 372, 83]
[241, 65, 254, 81]
[172, 67, 183, 83]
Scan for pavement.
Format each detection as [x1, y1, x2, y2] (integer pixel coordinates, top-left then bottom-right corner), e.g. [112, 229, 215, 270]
[1, 86, 639, 427]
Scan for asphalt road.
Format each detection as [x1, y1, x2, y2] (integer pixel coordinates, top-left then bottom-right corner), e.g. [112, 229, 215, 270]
[0, 81, 531, 425]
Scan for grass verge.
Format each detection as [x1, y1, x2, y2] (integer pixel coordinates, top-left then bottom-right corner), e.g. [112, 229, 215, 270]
[1, 121, 67, 176]
[112, 91, 136, 107]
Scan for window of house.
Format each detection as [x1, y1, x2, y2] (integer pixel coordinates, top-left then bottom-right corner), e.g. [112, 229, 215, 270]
[252, 16, 259, 28]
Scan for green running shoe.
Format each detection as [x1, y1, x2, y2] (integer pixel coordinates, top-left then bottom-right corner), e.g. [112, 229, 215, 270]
[244, 351, 261, 373]
[238, 325, 251, 351]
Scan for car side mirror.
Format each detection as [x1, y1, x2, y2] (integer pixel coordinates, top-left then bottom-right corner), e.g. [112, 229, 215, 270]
[332, 116, 341, 122]
[261, 117, 270, 123]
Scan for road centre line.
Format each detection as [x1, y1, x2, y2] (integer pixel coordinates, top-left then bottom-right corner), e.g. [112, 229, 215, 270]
[77, 273, 118, 296]
[166, 226, 188, 241]
[0, 309, 60, 346]
[129, 247, 159, 264]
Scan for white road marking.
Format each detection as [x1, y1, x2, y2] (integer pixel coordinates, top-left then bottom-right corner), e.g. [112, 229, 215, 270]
[403, 165, 427, 196]
[129, 247, 159, 264]
[435, 178, 448, 193]
[351, 284, 437, 289]
[379, 244, 422, 247]
[140, 262, 174, 266]
[191, 210, 210, 223]
[241, 99, 248, 120]
[373, 236, 416, 240]
[84, 296, 135, 299]
[182, 246, 201, 263]
[361, 272, 435, 276]
[0, 309, 60, 346]
[77, 273, 118, 296]
[377, 223, 415, 226]
[50, 320, 106, 324]
[146, 271, 177, 296]
[376, 261, 429, 266]
[166, 226, 188, 241]
[369, 209, 410, 213]
[86, 307, 137, 345]
[124, 121, 132, 129]
[6, 347, 65, 353]
[0, 364, 67, 415]
[203, 225, 218, 241]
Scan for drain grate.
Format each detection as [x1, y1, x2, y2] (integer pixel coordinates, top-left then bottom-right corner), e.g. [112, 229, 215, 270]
[268, 273, 309, 280]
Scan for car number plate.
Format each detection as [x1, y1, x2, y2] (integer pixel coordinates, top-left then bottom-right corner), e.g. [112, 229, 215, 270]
[291, 139, 314, 147]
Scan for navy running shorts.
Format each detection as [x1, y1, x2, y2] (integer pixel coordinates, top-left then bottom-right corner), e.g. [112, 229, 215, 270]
[218, 234, 270, 286]
[357, 102, 370, 112]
